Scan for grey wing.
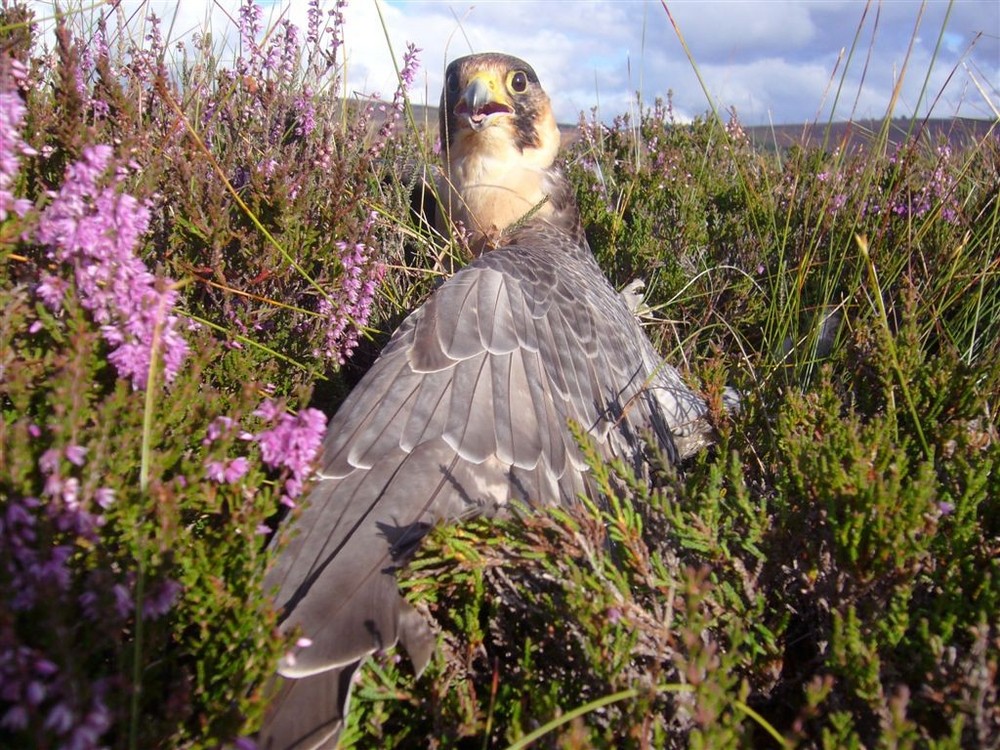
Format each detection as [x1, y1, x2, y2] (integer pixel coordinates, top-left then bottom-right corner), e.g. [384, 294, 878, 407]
[265, 252, 609, 673]
[260, 234, 713, 748]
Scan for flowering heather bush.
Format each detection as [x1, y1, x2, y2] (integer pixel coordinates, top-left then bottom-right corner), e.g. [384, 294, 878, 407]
[0, 0, 421, 745]
[135, 0, 416, 382]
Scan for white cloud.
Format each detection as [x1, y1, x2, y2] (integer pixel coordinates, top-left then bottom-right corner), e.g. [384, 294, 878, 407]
[662, 1, 820, 61]
[24, 0, 1000, 125]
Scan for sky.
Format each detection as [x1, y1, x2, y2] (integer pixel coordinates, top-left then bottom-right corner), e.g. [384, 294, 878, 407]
[27, 0, 1000, 125]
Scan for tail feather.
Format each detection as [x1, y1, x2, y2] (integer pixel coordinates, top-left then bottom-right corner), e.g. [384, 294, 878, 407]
[397, 600, 436, 677]
[259, 663, 360, 750]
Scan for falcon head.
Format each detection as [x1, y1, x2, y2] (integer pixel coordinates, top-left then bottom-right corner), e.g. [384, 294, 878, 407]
[436, 53, 575, 252]
[440, 52, 560, 165]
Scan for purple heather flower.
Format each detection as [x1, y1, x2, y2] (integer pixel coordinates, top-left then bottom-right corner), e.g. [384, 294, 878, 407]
[36, 274, 68, 309]
[882, 144, 961, 225]
[93, 15, 110, 63]
[369, 43, 421, 157]
[33, 144, 189, 389]
[277, 20, 299, 78]
[254, 400, 326, 508]
[1, 705, 28, 730]
[399, 43, 421, 91]
[43, 472, 63, 501]
[263, 45, 281, 76]
[317, 233, 386, 364]
[112, 583, 133, 618]
[226, 456, 251, 482]
[323, 0, 347, 63]
[94, 485, 115, 509]
[725, 114, 747, 144]
[34, 659, 59, 677]
[90, 98, 110, 120]
[142, 579, 182, 620]
[204, 416, 236, 445]
[39, 448, 60, 475]
[59, 477, 81, 510]
[78, 589, 100, 620]
[26, 680, 45, 706]
[44, 701, 74, 734]
[256, 405, 327, 468]
[76, 35, 94, 101]
[294, 88, 316, 138]
[130, 13, 168, 86]
[257, 158, 278, 178]
[64, 445, 87, 467]
[239, 0, 264, 64]
[205, 456, 250, 484]
[254, 398, 282, 423]
[204, 461, 227, 483]
[0, 60, 37, 221]
[306, 0, 322, 45]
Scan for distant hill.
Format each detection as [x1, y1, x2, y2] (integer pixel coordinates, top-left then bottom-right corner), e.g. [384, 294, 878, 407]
[396, 102, 995, 153]
[741, 117, 997, 153]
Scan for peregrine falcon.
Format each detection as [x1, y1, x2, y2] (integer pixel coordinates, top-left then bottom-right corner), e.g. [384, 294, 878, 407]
[259, 52, 725, 749]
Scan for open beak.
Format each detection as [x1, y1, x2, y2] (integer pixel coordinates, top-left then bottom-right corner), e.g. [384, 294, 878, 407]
[453, 71, 514, 131]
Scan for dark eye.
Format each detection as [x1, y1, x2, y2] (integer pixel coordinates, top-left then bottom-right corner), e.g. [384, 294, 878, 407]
[508, 70, 528, 93]
[446, 72, 460, 94]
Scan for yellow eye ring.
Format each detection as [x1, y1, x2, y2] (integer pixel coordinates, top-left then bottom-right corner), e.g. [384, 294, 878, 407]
[507, 70, 528, 94]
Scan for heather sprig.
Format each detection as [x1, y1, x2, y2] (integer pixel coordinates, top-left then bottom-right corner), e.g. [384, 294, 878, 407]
[304, 0, 346, 77]
[882, 142, 963, 224]
[317, 216, 387, 365]
[253, 397, 327, 508]
[371, 42, 421, 157]
[0, 57, 34, 221]
[237, 0, 264, 70]
[33, 143, 189, 390]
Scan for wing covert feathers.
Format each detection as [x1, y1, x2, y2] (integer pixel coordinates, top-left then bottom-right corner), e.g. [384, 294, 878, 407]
[260, 230, 721, 747]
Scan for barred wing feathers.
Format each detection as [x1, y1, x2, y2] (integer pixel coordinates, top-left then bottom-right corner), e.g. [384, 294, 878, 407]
[260, 227, 713, 749]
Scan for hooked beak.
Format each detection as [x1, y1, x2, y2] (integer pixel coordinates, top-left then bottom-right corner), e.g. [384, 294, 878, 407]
[453, 71, 514, 131]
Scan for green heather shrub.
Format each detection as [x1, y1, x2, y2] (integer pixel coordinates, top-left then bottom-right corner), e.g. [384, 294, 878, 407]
[2, 1, 998, 749]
